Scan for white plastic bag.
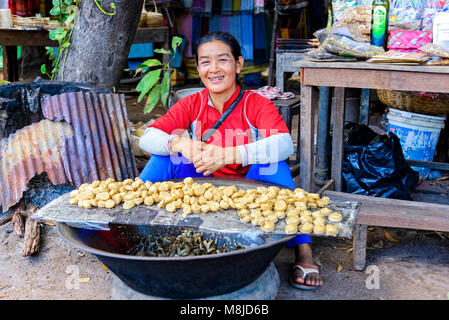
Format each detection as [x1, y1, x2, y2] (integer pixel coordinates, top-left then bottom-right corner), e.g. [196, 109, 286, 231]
[433, 12, 449, 49]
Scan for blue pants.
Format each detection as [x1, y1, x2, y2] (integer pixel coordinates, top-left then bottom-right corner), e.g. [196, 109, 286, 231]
[139, 154, 311, 247]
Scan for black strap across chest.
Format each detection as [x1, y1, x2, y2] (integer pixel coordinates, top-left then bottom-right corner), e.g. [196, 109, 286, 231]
[201, 89, 245, 143]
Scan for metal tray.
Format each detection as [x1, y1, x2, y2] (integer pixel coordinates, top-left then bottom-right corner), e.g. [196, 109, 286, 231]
[32, 177, 360, 239]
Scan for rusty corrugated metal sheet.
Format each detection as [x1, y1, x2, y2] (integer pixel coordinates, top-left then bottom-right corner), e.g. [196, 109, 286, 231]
[0, 120, 74, 212]
[0, 92, 138, 212]
[41, 92, 138, 186]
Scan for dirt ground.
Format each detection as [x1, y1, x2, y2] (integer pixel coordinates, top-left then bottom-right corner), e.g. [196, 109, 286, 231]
[0, 220, 448, 300]
[0, 74, 448, 301]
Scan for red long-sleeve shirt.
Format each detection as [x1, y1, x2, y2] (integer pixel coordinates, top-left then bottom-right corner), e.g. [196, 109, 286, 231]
[149, 86, 290, 177]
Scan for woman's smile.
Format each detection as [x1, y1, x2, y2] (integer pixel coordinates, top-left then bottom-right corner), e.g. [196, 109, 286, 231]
[208, 75, 224, 83]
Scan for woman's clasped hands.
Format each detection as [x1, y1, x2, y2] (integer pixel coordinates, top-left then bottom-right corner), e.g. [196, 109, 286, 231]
[171, 136, 241, 176]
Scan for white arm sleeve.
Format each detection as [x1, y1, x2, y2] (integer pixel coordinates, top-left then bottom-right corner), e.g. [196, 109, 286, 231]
[236, 133, 294, 166]
[138, 127, 179, 156]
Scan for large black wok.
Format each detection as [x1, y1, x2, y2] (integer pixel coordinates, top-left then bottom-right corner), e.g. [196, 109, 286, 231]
[57, 222, 294, 299]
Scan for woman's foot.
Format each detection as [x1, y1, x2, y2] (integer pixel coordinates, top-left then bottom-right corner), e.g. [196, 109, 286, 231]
[290, 244, 323, 288]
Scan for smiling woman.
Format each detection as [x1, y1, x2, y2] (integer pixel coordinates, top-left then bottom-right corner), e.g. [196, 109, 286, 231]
[138, 31, 323, 290]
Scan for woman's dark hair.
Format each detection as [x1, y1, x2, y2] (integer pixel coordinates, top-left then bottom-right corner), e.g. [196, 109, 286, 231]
[193, 31, 242, 64]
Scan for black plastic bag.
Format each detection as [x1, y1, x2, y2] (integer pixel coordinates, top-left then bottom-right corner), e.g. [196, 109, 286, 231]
[342, 123, 419, 200]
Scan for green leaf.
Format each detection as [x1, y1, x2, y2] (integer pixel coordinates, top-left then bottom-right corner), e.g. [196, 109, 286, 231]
[139, 66, 150, 74]
[50, 7, 60, 15]
[40, 64, 47, 75]
[49, 30, 58, 40]
[52, 0, 61, 7]
[160, 71, 170, 106]
[136, 69, 162, 102]
[154, 48, 171, 55]
[139, 59, 161, 68]
[144, 84, 161, 114]
[171, 36, 183, 52]
[61, 41, 71, 48]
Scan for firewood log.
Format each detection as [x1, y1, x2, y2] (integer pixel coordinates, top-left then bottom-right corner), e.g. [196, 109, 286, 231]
[22, 205, 40, 257]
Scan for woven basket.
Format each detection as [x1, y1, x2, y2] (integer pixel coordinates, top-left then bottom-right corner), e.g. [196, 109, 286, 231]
[377, 89, 449, 116]
[142, 0, 163, 28]
[145, 12, 163, 27]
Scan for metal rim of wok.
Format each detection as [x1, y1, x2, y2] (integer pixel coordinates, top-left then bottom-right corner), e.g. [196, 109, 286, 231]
[56, 222, 297, 262]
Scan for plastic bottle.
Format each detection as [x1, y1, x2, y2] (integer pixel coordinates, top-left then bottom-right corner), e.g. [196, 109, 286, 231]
[371, 0, 390, 49]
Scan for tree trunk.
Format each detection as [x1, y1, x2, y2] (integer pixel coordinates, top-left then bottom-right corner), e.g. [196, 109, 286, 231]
[58, 0, 145, 90]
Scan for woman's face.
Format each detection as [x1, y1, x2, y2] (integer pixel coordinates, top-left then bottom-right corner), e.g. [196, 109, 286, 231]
[196, 40, 244, 97]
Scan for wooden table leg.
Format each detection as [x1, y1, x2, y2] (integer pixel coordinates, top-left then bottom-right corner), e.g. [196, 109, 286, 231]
[360, 88, 370, 125]
[353, 224, 368, 271]
[314, 86, 331, 187]
[331, 87, 346, 192]
[299, 85, 317, 192]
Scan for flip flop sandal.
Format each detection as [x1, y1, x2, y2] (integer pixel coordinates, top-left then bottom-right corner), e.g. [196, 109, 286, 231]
[289, 263, 321, 290]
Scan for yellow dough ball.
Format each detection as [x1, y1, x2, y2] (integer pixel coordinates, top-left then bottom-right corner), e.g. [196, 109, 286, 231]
[325, 224, 339, 237]
[299, 222, 313, 234]
[313, 224, 325, 234]
[286, 216, 300, 225]
[328, 212, 343, 223]
[261, 221, 275, 233]
[284, 223, 298, 235]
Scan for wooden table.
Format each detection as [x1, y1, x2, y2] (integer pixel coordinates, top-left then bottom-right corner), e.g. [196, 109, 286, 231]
[292, 57, 449, 192]
[0, 26, 169, 82]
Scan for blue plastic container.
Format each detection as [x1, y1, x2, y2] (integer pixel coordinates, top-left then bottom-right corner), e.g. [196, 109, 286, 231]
[386, 108, 446, 177]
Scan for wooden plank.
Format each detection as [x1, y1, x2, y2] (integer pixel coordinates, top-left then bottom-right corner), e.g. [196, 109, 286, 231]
[331, 87, 345, 192]
[406, 159, 449, 171]
[302, 68, 449, 93]
[0, 27, 169, 82]
[323, 190, 449, 232]
[292, 58, 449, 74]
[0, 27, 168, 47]
[133, 27, 169, 44]
[0, 29, 57, 46]
[299, 85, 315, 192]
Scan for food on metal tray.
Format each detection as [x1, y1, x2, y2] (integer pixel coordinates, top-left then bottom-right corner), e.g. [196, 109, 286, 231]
[325, 224, 339, 237]
[328, 212, 343, 223]
[320, 207, 332, 216]
[314, 217, 326, 226]
[313, 224, 325, 235]
[285, 223, 298, 235]
[260, 221, 275, 233]
[286, 215, 301, 225]
[300, 215, 314, 224]
[68, 177, 342, 237]
[299, 222, 314, 234]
